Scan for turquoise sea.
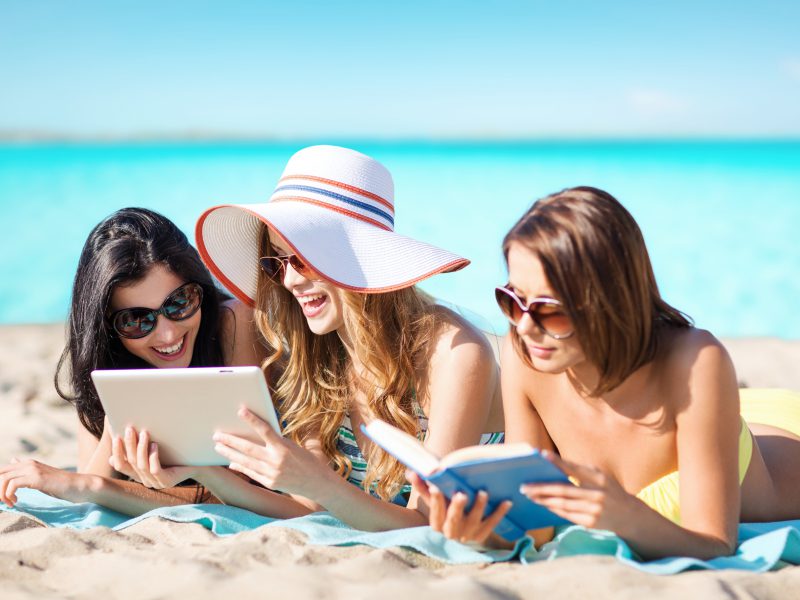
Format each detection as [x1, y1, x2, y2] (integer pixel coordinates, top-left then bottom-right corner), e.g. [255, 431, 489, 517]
[1, 141, 799, 338]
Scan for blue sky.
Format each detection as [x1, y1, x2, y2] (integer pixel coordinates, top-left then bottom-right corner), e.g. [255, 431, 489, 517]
[2, 0, 799, 138]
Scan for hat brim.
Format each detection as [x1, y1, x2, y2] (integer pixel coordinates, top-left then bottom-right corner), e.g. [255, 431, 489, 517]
[196, 202, 470, 305]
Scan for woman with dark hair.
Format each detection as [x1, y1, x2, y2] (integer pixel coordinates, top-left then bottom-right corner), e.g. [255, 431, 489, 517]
[413, 187, 800, 559]
[0, 207, 266, 514]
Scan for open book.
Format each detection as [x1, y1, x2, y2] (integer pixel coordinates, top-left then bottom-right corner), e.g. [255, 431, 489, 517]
[362, 419, 572, 540]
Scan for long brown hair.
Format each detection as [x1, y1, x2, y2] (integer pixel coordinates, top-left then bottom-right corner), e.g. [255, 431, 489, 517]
[503, 187, 691, 395]
[255, 224, 439, 500]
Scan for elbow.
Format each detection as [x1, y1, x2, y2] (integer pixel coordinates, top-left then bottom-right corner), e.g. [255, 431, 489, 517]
[719, 535, 738, 557]
[696, 535, 737, 560]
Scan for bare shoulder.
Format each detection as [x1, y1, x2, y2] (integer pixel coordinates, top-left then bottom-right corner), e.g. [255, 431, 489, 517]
[220, 298, 253, 328]
[661, 327, 734, 378]
[220, 298, 265, 366]
[498, 331, 547, 396]
[425, 306, 496, 373]
[660, 327, 738, 416]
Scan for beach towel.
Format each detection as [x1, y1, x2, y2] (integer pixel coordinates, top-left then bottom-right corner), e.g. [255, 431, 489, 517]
[3, 488, 800, 573]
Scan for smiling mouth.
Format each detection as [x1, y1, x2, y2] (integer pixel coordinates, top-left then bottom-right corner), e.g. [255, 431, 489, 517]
[153, 335, 185, 357]
[297, 293, 328, 317]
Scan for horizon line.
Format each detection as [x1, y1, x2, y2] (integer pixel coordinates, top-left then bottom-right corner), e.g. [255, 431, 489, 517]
[2, 130, 800, 144]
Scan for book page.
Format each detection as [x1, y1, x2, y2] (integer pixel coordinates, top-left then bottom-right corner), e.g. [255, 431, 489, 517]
[438, 443, 534, 469]
[362, 419, 441, 476]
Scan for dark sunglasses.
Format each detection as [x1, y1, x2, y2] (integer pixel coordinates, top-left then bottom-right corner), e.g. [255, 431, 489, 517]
[109, 282, 204, 339]
[494, 286, 574, 339]
[259, 254, 321, 281]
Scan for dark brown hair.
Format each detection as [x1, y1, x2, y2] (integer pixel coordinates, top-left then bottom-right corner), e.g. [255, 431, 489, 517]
[55, 208, 230, 438]
[503, 186, 691, 395]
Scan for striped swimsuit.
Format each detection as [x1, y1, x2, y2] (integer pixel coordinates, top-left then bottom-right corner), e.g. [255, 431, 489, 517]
[336, 400, 505, 501]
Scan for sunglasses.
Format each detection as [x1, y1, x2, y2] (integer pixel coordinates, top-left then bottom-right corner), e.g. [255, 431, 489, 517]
[494, 286, 574, 339]
[259, 254, 322, 281]
[109, 282, 204, 339]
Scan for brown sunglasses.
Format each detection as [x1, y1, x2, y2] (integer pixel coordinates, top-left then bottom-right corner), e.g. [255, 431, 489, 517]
[259, 254, 322, 281]
[494, 286, 574, 339]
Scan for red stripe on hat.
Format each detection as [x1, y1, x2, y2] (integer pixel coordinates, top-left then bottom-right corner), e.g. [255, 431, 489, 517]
[278, 174, 394, 213]
[195, 207, 256, 307]
[271, 196, 393, 231]
[310, 257, 471, 294]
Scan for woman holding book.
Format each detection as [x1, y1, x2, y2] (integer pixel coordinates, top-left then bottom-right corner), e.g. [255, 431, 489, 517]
[412, 187, 800, 559]
[190, 144, 505, 529]
[0, 208, 266, 514]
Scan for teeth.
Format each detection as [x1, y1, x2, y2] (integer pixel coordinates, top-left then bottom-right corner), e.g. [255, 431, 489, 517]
[155, 338, 184, 355]
[297, 294, 325, 305]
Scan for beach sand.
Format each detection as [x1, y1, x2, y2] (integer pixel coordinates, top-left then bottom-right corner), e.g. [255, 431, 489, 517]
[2, 323, 800, 599]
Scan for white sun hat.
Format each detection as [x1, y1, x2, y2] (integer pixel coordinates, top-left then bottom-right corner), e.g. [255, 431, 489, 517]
[195, 145, 470, 305]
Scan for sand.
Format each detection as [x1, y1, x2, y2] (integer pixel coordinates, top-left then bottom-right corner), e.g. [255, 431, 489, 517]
[2, 323, 800, 599]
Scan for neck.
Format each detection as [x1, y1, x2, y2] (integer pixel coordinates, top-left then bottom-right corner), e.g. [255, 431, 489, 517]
[337, 325, 364, 372]
[566, 360, 602, 399]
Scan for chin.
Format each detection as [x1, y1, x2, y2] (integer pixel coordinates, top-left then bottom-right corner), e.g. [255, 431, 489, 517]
[306, 320, 337, 336]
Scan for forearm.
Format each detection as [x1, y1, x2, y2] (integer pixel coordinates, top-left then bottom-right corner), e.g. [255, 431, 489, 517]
[75, 475, 200, 516]
[618, 502, 736, 560]
[314, 474, 427, 531]
[193, 467, 311, 519]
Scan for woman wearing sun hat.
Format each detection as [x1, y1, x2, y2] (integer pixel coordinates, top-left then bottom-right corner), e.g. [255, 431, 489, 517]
[190, 145, 505, 529]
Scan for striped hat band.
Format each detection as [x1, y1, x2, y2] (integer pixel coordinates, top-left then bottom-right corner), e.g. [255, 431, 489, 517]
[271, 174, 395, 231]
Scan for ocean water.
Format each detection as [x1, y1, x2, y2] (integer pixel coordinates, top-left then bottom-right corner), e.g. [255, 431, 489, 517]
[1, 140, 799, 338]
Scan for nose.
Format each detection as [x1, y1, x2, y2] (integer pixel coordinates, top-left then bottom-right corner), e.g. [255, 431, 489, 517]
[515, 312, 540, 339]
[282, 260, 309, 290]
[151, 314, 181, 343]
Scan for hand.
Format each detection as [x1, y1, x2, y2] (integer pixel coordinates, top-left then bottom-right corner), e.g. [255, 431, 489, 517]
[0, 458, 89, 506]
[109, 426, 194, 489]
[408, 470, 512, 546]
[520, 451, 640, 532]
[212, 407, 331, 498]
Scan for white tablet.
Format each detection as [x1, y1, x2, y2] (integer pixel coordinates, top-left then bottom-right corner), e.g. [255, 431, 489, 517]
[91, 366, 281, 466]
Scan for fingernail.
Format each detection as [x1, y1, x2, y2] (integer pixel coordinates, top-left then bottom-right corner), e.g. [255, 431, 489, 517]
[478, 490, 488, 500]
[125, 427, 132, 437]
[150, 443, 157, 452]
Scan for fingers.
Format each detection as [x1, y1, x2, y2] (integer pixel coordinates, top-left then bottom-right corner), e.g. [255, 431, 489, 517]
[123, 426, 139, 469]
[542, 451, 604, 488]
[148, 443, 161, 476]
[427, 485, 447, 532]
[237, 407, 280, 444]
[475, 500, 513, 541]
[137, 430, 151, 474]
[110, 435, 132, 476]
[461, 491, 490, 537]
[521, 483, 602, 501]
[441, 492, 469, 540]
[214, 442, 267, 475]
[0, 471, 15, 506]
[406, 471, 431, 503]
[213, 432, 266, 458]
[227, 461, 269, 488]
[0, 465, 34, 507]
[3, 476, 23, 506]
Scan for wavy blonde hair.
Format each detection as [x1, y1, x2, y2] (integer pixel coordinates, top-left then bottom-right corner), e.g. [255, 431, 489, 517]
[255, 224, 440, 500]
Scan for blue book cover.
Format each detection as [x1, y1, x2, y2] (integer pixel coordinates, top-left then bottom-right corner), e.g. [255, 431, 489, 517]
[362, 420, 572, 540]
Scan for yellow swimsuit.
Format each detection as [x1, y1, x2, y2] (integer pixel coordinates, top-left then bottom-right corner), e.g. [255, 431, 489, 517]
[635, 389, 800, 524]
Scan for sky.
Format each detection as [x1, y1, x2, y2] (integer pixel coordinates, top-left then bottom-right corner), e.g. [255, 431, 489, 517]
[1, 0, 799, 138]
